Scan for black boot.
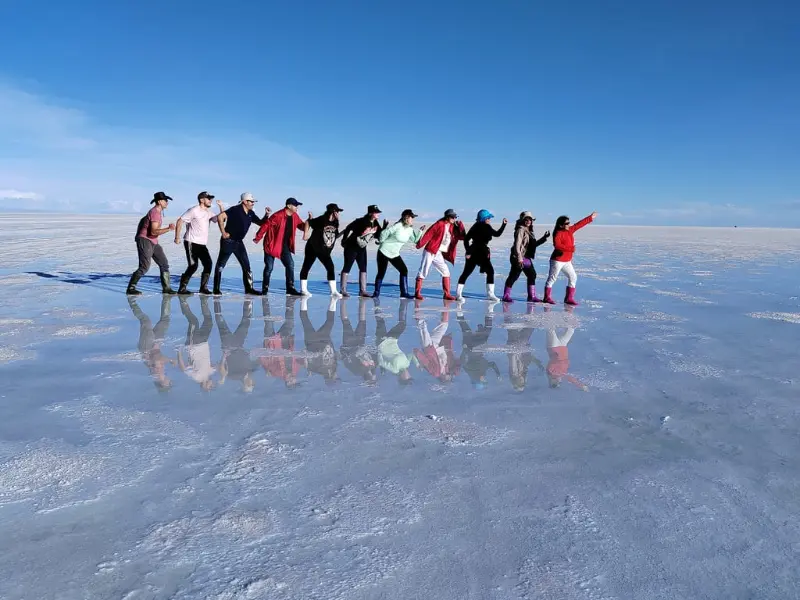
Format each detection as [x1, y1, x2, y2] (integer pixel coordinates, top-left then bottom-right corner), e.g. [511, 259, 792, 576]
[160, 272, 177, 294]
[178, 273, 193, 295]
[212, 271, 223, 296]
[286, 285, 303, 296]
[198, 272, 212, 295]
[126, 272, 142, 295]
[243, 271, 262, 296]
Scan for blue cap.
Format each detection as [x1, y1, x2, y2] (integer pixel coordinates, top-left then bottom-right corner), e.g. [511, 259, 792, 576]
[477, 209, 494, 222]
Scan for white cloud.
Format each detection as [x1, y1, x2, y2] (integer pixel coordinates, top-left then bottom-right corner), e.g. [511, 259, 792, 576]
[0, 189, 43, 201]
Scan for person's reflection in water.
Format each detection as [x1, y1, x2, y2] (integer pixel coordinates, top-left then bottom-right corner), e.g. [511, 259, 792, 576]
[340, 297, 377, 384]
[413, 300, 459, 383]
[545, 307, 588, 391]
[177, 296, 217, 391]
[300, 296, 339, 385]
[215, 298, 258, 393]
[375, 298, 414, 385]
[259, 297, 305, 388]
[505, 303, 544, 392]
[457, 306, 501, 389]
[128, 295, 175, 392]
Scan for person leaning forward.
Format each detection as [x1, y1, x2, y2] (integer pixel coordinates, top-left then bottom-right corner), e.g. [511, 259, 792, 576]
[213, 192, 269, 296]
[126, 191, 178, 295]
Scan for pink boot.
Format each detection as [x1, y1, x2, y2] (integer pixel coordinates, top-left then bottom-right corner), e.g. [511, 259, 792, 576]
[527, 285, 541, 302]
[502, 286, 514, 303]
[543, 286, 556, 304]
[564, 286, 579, 306]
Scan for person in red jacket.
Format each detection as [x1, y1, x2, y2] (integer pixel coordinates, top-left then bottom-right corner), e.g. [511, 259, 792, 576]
[414, 208, 466, 300]
[253, 198, 306, 296]
[543, 211, 597, 305]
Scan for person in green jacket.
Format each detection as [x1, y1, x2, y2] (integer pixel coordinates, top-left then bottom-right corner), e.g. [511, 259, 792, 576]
[373, 209, 427, 298]
[375, 299, 414, 384]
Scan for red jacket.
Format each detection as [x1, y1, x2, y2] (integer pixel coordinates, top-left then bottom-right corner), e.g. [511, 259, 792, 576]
[253, 210, 305, 258]
[416, 219, 466, 264]
[550, 214, 593, 263]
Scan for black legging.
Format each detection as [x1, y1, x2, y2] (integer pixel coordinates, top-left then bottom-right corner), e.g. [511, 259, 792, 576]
[504, 259, 536, 288]
[458, 254, 494, 285]
[375, 251, 408, 280]
[341, 246, 368, 274]
[182, 241, 213, 278]
[300, 244, 336, 280]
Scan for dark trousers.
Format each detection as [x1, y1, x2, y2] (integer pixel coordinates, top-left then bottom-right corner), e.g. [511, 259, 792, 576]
[133, 237, 169, 277]
[376, 251, 408, 280]
[182, 241, 213, 278]
[341, 246, 368, 274]
[458, 253, 494, 285]
[505, 260, 537, 288]
[215, 238, 251, 275]
[263, 246, 295, 289]
[300, 245, 336, 280]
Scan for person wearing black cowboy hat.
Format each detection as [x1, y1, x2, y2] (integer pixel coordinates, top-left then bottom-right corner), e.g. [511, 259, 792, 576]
[339, 204, 387, 297]
[126, 191, 178, 295]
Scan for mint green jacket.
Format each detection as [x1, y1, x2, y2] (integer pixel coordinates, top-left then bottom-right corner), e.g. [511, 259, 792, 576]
[377, 222, 424, 259]
[378, 338, 412, 373]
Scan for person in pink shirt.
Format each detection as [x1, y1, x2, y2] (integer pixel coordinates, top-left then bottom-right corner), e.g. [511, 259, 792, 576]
[127, 192, 177, 295]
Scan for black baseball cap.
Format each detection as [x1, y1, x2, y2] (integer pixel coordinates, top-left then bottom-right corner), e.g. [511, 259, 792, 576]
[197, 191, 215, 200]
[151, 191, 172, 204]
[401, 209, 418, 218]
[444, 208, 458, 219]
[286, 197, 303, 207]
[326, 203, 344, 212]
[367, 204, 382, 214]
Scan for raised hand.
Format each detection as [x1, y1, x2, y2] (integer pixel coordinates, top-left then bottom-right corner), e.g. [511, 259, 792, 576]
[419, 224, 427, 231]
[544, 230, 551, 238]
[502, 218, 508, 225]
[591, 211, 598, 219]
[308, 211, 313, 220]
[168, 223, 176, 231]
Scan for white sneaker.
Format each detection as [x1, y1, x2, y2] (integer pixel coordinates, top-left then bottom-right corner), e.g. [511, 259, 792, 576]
[486, 283, 500, 302]
[300, 280, 312, 297]
[328, 280, 343, 298]
[456, 283, 465, 301]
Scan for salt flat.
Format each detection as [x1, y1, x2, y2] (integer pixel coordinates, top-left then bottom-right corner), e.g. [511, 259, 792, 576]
[0, 214, 799, 599]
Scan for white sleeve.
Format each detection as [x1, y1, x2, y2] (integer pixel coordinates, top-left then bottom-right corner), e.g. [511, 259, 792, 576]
[180, 207, 195, 224]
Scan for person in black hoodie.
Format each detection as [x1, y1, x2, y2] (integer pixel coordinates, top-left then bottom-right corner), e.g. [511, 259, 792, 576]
[502, 211, 550, 303]
[339, 204, 386, 297]
[299, 203, 344, 298]
[456, 209, 507, 302]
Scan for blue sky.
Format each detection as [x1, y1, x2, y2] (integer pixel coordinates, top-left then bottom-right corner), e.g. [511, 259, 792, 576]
[0, 0, 798, 226]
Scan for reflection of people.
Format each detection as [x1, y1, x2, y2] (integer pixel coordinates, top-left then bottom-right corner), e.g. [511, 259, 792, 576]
[128, 296, 175, 391]
[176, 296, 217, 390]
[505, 303, 544, 392]
[457, 311, 501, 389]
[545, 323, 588, 390]
[413, 305, 460, 382]
[340, 297, 377, 384]
[215, 298, 258, 393]
[300, 296, 339, 384]
[375, 300, 414, 384]
[259, 297, 305, 388]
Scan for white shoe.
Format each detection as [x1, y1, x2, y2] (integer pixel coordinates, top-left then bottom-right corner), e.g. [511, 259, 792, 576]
[456, 283, 465, 302]
[300, 280, 312, 297]
[486, 283, 500, 302]
[299, 296, 309, 312]
[328, 280, 343, 298]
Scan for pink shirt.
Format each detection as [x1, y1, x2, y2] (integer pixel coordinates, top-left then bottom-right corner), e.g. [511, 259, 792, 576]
[137, 207, 162, 244]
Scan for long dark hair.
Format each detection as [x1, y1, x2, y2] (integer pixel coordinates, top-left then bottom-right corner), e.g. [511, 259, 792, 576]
[554, 215, 570, 232]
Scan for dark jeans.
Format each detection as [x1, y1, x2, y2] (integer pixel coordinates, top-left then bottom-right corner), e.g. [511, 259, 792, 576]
[182, 241, 213, 278]
[300, 245, 336, 280]
[458, 253, 494, 285]
[263, 247, 296, 289]
[341, 246, 368, 274]
[505, 259, 537, 288]
[215, 238, 251, 275]
[376, 250, 408, 280]
[133, 237, 169, 277]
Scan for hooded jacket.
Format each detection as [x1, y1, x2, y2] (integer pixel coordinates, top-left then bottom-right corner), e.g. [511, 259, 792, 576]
[253, 209, 305, 258]
[511, 221, 550, 262]
[416, 219, 466, 264]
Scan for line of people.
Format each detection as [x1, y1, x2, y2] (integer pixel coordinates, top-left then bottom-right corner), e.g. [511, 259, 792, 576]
[126, 191, 597, 306]
[128, 295, 588, 393]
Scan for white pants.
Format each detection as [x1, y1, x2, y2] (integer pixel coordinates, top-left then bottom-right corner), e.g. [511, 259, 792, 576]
[545, 260, 577, 288]
[547, 328, 575, 349]
[417, 250, 450, 279]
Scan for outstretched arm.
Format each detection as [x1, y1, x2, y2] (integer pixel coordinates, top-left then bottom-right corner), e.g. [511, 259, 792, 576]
[571, 212, 597, 233]
[493, 219, 507, 237]
[535, 230, 551, 247]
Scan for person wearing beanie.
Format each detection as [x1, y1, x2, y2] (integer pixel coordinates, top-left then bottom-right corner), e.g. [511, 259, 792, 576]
[252, 197, 306, 296]
[339, 204, 386, 297]
[298, 203, 344, 298]
[127, 191, 178, 295]
[502, 211, 550, 303]
[455, 209, 507, 302]
[413, 209, 466, 300]
[373, 209, 426, 298]
[543, 211, 597, 305]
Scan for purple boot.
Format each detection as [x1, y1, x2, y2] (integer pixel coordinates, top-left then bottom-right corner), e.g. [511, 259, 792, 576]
[565, 286, 579, 306]
[502, 286, 514, 303]
[527, 285, 541, 302]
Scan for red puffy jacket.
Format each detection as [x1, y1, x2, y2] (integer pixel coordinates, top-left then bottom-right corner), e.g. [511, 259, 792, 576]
[550, 214, 593, 263]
